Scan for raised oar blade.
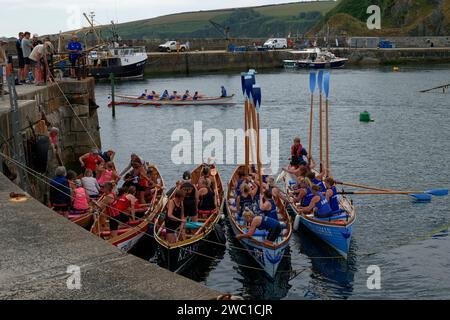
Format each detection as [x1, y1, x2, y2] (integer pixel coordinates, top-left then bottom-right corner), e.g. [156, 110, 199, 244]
[317, 70, 324, 94]
[252, 85, 262, 112]
[241, 72, 247, 95]
[244, 76, 254, 98]
[309, 71, 316, 94]
[425, 189, 449, 196]
[410, 193, 432, 202]
[324, 72, 330, 98]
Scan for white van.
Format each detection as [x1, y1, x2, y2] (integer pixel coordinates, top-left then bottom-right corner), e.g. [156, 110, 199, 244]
[263, 38, 288, 49]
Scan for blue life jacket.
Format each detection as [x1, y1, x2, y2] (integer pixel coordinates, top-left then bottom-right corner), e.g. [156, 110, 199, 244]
[221, 88, 227, 97]
[182, 94, 189, 100]
[329, 186, 340, 211]
[259, 216, 280, 231]
[315, 194, 333, 217]
[146, 95, 153, 100]
[260, 199, 278, 220]
[169, 95, 175, 101]
[302, 188, 314, 207]
[312, 178, 327, 193]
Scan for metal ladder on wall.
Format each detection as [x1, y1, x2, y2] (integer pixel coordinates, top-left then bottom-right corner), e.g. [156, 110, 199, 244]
[4, 74, 31, 192]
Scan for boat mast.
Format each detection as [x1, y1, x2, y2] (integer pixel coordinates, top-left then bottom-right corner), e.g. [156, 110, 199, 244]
[83, 11, 101, 46]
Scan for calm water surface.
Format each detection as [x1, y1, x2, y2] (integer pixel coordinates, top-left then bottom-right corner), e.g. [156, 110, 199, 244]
[94, 65, 450, 299]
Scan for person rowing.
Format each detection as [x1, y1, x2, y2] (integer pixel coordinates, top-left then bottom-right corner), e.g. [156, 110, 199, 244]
[220, 85, 227, 98]
[306, 171, 326, 193]
[259, 190, 278, 221]
[180, 178, 198, 222]
[236, 209, 282, 244]
[193, 91, 199, 101]
[139, 89, 147, 99]
[292, 177, 313, 207]
[165, 189, 186, 243]
[182, 90, 191, 101]
[146, 90, 157, 100]
[159, 90, 169, 101]
[296, 184, 333, 218]
[324, 176, 340, 212]
[169, 90, 180, 101]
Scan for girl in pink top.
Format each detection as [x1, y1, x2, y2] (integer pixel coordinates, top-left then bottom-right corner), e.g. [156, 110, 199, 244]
[97, 161, 118, 186]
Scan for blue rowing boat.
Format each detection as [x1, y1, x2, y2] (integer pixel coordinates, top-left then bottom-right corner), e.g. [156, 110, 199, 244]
[283, 172, 355, 258]
[226, 165, 292, 278]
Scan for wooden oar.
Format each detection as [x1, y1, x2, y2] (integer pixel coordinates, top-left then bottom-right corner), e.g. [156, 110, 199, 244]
[244, 97, 250, 175]
[336, 181, 448, 196]
[308, 71, 316, 157]
[317, 70, 324, 172]
[324, 72, 331, 177]
[338, 190, 432, 201]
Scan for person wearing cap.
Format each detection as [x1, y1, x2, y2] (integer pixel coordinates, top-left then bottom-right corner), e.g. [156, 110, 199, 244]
[72, 179, 90, 213]
[0, 40, 7, 97]
[79, 148, 105, 177]
[220, 85, 227, 97]
[67, 34, 82, 78]
[21, 32, 33, 83]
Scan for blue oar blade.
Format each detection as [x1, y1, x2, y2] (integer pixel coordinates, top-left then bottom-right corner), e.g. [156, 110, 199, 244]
[324, 72, 330, 98]
[317, 70, 324, 94]
[309, 71, 316, 94]
[425, 189, 448, 196]
[410, 193, 432, 202]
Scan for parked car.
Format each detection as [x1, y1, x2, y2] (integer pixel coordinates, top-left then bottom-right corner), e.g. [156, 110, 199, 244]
[158, 41, 187, 52]
[263, 38, 288, 49]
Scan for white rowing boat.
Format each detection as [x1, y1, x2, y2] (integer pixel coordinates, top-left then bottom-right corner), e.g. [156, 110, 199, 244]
[109, 94, 236, 107]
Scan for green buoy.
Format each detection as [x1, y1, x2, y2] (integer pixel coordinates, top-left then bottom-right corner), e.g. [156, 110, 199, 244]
[360, 111, 372, 122]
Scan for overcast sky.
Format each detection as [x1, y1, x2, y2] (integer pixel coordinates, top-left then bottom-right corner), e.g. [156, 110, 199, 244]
[0, 0, 325, 37]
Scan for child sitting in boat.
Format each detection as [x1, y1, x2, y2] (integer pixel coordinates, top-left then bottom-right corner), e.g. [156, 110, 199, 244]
[296, 184, 333, 218]
[289, 137, 308, 168]
[236, 209, 282, 244]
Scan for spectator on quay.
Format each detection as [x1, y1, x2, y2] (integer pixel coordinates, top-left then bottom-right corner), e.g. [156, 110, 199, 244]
[32, 33, 40, 47]
[21, 32, 33, 83]
[16, 32, 25, 83]
[0, 40, 7, 98]
[43, 37, 55, 82]
[29, 40, 45, 85]
[67, 34, 82, 78]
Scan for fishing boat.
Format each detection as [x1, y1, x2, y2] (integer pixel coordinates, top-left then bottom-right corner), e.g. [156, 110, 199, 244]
[109, 94, 235, 107]
[282, 171, 355, 258]
[154, 163, 225, 272]
[283, 48, 348, 69]
[90, 164, 165, 252]
[87, 46, 147, 80]
[56, 13, 147, 80]
[226, 165, 292, 279]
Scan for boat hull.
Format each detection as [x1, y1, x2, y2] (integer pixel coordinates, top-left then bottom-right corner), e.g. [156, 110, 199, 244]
[70, 212, 94, 229]
[288, 203, 353, 258]
[228, 216, 288, 278]
[295, 58, 348, 69]
[89, 58, 147, 79]
[110, 221, 149, 252]
[111, 94, 235, 107]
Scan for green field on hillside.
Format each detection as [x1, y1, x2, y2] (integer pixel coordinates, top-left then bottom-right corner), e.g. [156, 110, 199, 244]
[102, 1, 339, 39]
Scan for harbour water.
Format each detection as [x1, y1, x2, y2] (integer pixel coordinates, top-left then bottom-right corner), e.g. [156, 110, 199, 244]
[94, 65, 450, 299]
